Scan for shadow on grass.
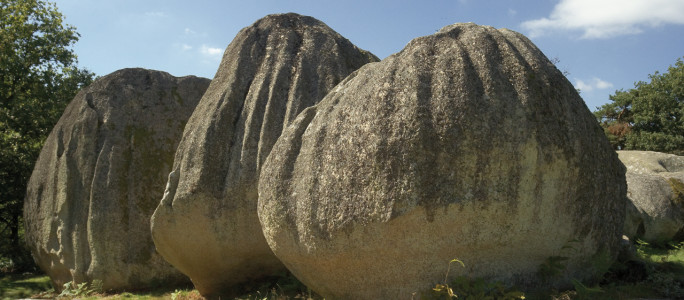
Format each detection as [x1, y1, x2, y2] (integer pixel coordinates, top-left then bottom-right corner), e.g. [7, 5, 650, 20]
[0, 273, 52, 300]
[540, 239, 684, 300]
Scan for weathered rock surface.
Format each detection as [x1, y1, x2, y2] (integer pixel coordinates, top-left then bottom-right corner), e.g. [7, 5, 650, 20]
[150, 13, 378, 297]
[24, 68, 210, 291]
[258, 23, 626, 299]
[619, 151, 684, 243]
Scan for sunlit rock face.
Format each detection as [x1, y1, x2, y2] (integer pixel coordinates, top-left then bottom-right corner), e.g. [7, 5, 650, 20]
[258, 23, 627, 299]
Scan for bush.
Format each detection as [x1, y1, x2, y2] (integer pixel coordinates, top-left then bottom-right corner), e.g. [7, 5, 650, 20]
[594, 57, 684, 155]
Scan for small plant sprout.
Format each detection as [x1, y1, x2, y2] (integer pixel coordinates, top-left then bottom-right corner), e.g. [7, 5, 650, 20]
[432, 258, 465, 299]
[444, 258, 465, 284]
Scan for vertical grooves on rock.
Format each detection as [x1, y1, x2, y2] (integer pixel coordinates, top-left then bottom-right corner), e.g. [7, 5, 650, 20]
[257, 28, 311, 173]
[413, 42, 440, 216]
[498, 35, 533, 107]
[282, 58, 304, 128]
[255, 31, 300, 174]
[278, 107, 318, 244]
[26, 69, 209, 291]
[245, 70, 274, 175]
[63, 120, 87, 283]
[87, 129, 112, 283]
[152, 13, 379, 297]
[187, 33, 257, 197]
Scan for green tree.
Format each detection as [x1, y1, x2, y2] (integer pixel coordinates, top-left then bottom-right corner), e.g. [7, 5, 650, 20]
[0, 0, 94, 270]
[594, 58, 684, 155]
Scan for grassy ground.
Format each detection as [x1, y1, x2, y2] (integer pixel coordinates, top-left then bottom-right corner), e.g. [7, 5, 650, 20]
[537, 239, 684, 299]
[1, 272, 319, 300]
[2, 240, 683, 299]
[0, 273, 51, 300]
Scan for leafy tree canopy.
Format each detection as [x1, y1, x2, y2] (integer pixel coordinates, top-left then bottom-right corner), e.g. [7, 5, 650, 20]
[0, 0, 94, 270]
[594, 57, 684, 155]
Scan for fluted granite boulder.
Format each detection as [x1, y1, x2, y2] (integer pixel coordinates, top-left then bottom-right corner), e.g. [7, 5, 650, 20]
[258, 23, 627, 299]
[150, 13, 378, 297]
[619, 151, 684, 243]
[23, 68, 210, 291]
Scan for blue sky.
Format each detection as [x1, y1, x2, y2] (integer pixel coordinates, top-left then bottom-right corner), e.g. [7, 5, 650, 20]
[53, 0, 684, 111]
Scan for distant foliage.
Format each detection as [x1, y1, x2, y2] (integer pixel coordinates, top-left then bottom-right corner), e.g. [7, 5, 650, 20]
[0, 0, 94, 270]
[594, 57, 684, 155]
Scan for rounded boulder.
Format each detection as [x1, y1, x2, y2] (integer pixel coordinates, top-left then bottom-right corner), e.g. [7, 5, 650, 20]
[23, 68, 210, 291]
[150, 13, 378, 298]
[258, 23, 627, 299]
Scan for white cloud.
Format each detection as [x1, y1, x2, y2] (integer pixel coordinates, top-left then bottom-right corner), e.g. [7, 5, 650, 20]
[508, 8, 517, 17]
[181, 44, 193, 51]
[144, 11, 167, 18]
[521, 0, 684, 38]
[200, 45, 223, 59]
[575, 77, 614, 92]
[184, 28, 197, 35]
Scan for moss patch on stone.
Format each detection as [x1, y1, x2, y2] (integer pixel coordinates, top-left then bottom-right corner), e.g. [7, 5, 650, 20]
[668, 177, 684, 208]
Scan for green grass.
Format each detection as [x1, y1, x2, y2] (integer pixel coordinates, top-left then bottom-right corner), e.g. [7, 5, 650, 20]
[426, 239, 684, 300]
[0, 271, 318, 300]
[2, 241, 684, 299]
[0, 273, 52, 300]
[76, 289, 203, 300]
[639, 240, 684, 264]
[539, 239, 684, 300]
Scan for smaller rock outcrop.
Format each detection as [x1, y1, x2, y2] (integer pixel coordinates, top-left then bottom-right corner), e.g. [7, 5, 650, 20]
[23, 68, 210, 291]
[619, 151, 684, 243]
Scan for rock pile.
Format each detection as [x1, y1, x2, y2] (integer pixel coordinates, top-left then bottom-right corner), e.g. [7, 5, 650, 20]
[24, 14, 629, 299]
[258, 23, 627, 299]
[619, 150, 684, 243]
[150, 13, 378, 297]
[24, 68, 210, 291]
